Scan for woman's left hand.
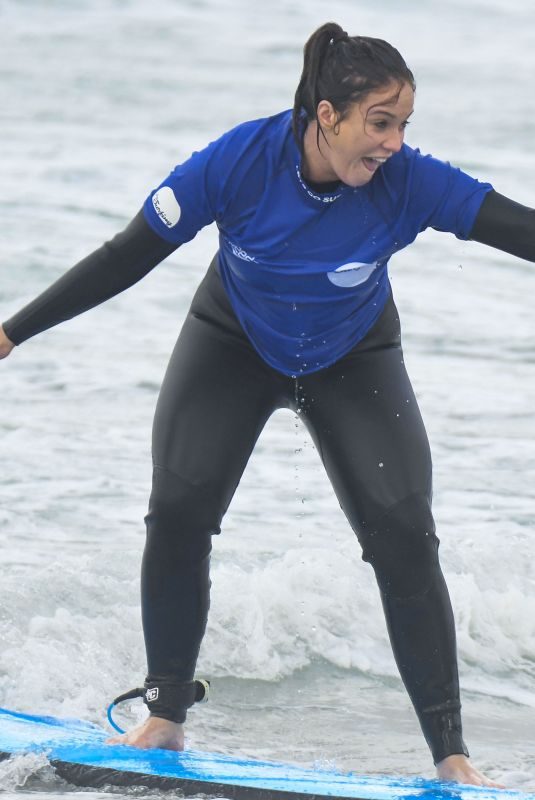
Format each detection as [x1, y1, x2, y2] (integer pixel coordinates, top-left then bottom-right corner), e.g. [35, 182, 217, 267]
[0, 325, 15, 360]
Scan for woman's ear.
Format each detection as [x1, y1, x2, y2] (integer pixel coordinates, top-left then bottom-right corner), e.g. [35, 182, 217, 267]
[316, 100, 339, 131]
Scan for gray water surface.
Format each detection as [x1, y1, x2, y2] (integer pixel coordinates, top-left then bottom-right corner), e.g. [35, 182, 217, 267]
[1, 0, 534, 796]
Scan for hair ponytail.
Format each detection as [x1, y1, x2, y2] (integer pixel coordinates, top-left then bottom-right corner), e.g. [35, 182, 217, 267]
[292, 22, 415, 152]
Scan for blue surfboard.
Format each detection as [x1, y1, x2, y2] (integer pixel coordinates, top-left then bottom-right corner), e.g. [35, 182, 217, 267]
[0, 707, 529, 800]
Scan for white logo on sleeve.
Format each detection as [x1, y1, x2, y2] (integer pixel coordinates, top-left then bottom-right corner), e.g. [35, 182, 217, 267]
[145, 687, 159, 702]
[152, 186, 181, 228]
[327, 261, 378, 288]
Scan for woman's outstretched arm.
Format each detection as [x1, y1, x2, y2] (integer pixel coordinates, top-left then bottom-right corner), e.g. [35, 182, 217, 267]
[1, 211, 177, 349]
[469, 189, 535, 262]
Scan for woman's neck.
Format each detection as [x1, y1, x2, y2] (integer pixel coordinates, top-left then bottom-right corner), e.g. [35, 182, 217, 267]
[301, 121, 339, 184]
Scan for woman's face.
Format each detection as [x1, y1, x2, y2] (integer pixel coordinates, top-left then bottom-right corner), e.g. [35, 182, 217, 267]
[303, 81, 415, 188]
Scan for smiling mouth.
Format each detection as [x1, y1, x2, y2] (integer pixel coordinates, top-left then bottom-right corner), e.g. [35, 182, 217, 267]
[362, 156, 388, 172]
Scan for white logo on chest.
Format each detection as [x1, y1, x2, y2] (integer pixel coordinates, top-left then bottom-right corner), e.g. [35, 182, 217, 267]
[327, 261, 378, 288]
[230, 242, 256, 262]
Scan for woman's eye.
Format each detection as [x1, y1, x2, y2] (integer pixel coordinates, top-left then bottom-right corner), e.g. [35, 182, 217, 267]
[372, 120, 411, 132]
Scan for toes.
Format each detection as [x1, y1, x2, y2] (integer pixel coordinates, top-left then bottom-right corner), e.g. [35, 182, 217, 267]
[106, 734, 128, 746]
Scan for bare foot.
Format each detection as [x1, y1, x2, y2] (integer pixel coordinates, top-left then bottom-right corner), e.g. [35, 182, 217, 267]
[106, 716, 184, 750]
[436, 754, 505, 788]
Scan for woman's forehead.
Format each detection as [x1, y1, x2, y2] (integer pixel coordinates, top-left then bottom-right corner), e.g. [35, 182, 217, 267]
[363, 82, 415, 115]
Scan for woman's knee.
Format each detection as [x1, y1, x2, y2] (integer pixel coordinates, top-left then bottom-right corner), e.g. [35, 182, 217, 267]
[360, 492, 441, 599]
[144, 465, 223, 560]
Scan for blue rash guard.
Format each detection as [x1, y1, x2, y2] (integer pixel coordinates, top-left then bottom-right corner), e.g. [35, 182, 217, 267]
[143, 109, 493, 377]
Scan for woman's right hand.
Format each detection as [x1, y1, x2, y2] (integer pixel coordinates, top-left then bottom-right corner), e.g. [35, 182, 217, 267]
[0, 325, 15, 359]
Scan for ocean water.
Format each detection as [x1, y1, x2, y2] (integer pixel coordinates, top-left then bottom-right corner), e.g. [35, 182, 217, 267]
[1, 0, 534, 796]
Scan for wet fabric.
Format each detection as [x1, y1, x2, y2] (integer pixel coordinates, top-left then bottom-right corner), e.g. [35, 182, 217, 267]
[142, 257, 467, 763]
[142, 109, 493, 375]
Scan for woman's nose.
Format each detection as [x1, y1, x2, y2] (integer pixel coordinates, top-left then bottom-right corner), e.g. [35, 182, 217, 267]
[383, 128, 404, 154]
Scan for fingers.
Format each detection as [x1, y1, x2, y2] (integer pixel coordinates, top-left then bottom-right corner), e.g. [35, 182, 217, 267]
[0, 326, 15, 359]
[0, 345, 15, 360]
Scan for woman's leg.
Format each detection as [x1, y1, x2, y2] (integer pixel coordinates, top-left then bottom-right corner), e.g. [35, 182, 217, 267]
[141, 263, 287, 722]
[299, 295, 467, 765]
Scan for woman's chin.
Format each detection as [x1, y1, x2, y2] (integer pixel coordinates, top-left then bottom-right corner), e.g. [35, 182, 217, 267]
[337, 164, 376, 188]
[342, 174, 373, 189]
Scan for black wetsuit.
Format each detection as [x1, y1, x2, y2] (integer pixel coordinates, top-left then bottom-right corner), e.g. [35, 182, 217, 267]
[3, 190, 534, 764]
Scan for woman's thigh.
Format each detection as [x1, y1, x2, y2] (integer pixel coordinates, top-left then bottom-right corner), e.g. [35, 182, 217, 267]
[300, 305, 433, 538]
[152, 308, 286, 516]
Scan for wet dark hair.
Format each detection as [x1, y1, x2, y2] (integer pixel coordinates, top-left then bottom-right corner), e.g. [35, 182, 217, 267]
[292, 22, 416, 152]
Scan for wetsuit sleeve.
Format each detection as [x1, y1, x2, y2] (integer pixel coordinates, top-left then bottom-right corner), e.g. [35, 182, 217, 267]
[468, 189, 535, 261]
[2, 211, 177, 346]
